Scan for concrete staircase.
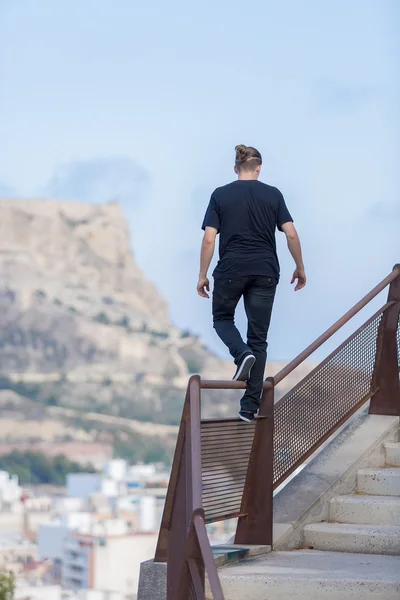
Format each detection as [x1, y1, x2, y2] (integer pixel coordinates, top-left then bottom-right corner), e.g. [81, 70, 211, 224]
[303, 440, 400, 555]
[211, 437, 400, 599]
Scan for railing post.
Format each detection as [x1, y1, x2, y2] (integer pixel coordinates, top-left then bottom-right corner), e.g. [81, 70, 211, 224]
[155, 386, 190, 564]
[184, 375, 205, 600]
[235, 378, 274, 546]
[166, 420, 192, 600]
[369, 265, 400, 416]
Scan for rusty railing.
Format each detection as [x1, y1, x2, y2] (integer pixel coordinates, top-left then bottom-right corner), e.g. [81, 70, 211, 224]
[155, 264, 400, 600]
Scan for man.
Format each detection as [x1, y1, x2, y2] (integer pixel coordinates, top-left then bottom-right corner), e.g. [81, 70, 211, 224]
[197, 144, 306, 422]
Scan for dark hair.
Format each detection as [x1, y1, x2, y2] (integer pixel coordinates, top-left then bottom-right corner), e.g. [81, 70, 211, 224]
[235, 144, 262, 171]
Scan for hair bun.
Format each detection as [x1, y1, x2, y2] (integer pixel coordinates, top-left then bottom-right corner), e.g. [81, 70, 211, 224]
[235, 144, 248, 162]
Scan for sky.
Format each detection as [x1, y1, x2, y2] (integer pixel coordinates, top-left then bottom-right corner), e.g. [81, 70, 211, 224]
[0, 0, 399, 362]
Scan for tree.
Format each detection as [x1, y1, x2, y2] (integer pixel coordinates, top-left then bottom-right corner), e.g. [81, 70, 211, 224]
[0, 572, 15, 600]
[0, 451, 97, 485]
[94, 311, 110, 325]
[116, 314, 130, 328]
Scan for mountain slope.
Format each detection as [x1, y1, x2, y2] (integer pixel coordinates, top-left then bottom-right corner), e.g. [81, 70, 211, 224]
[0, 198, 314, 462]
[0, 198, 232, 425]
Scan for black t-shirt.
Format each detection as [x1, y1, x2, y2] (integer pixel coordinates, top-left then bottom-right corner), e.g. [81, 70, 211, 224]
[201, 180, 293, 280]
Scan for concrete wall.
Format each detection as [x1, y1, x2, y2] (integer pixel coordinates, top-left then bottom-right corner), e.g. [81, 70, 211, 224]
[15, 585, 62, 600]
[94, 534, 158, 594]
[38, 523, 69, 560]
[67, 474, 102, 498]
[78, 590, 124, 600]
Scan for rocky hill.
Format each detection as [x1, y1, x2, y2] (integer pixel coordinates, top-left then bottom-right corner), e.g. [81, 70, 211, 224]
[0, 198, 234, 415]
[0, 198, 313, 464]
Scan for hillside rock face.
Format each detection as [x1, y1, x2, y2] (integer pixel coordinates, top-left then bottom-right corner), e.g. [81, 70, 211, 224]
[0, 199, 232, 426]
[0, 199, 168, 328]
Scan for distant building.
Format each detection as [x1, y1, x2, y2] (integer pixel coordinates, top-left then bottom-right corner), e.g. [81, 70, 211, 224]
[14, 584, 64, 600]
[67, 474, 123, 499]
[62, 528, 157, 595]
[0, 470, 21, 509]
[0, 532, 38, 576]
[31, 459, 169, 596]
[38, 513, 94, 562]
[103, 459, 127, 482]
[77, 591, 124, 600]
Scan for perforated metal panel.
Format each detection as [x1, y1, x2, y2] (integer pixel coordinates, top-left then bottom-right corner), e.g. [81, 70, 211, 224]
[201, 418, 255, 523]
[273, 311, 383, 488]
[397, 314, 400, 366]
[189, 580, 196, 600]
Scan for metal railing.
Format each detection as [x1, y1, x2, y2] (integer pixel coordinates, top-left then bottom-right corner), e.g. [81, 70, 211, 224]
[155, 264, 400, 600]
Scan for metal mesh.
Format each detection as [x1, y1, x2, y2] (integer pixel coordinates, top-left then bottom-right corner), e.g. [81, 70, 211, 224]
[201, 418, 255, 523]
[273, 311, 383, 487]
[397, 313, 400, 366]
[189, 580, 196, 600]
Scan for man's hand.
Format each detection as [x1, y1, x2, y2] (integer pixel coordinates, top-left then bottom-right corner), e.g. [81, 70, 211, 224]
[197, 277, 210, 298]
[281, 223, 306, 291]
[291, 268, 306, 291]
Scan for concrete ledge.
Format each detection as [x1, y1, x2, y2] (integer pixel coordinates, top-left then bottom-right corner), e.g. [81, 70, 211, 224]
[137, 545, 270, 599]
[137, 559, 167, 600]
[273, 412, 399, 550]
[209, 550, 400, 600]
[212, 544, 271, 567]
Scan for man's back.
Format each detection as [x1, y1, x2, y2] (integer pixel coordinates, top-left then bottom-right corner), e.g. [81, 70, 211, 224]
[202, 179, 292, 279]
[197, 144, 306, 422]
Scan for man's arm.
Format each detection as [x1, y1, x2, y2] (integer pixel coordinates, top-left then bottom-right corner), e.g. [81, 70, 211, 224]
[197, 226, 218, 298]
[281, 222, 306, 291]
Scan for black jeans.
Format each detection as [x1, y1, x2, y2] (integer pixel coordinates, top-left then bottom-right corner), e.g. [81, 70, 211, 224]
[212, 275, 277, 414]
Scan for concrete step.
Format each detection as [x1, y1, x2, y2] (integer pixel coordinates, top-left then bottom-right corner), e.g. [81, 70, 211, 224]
[210, 550, 400, 599]
[385, 442, 400, 467]
[211, 544, 270, 567]
[303, 522, 400, 555]
[329, 494, 400, 525]
[357, 468, 400, 496]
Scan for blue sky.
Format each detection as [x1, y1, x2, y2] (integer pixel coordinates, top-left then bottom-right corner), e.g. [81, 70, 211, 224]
[0, 0, 399, 360]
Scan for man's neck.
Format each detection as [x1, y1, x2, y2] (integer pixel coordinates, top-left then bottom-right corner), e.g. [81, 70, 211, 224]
[238, 174, 259, 181]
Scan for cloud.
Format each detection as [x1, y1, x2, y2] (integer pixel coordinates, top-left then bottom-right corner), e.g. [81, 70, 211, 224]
[0, 183, 17, 197]
[368, 202, 400, 222]
[44, 156, 150, 208]
[313, 79, 381, 113]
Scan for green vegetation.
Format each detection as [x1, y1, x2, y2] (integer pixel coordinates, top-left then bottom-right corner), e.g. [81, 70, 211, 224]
[0, 378, 42, 401]
[150, 330, 169, 339]
[94, 311, 111, 325]
[180, 329, 195, 338]
[0, 572, 14, 600]
[180, 329, 199, 339]
[0, 375, 185, 425]
[53, 298, 63, 306]
[0, 451, 96, 485]
[34, 289, 46, 298]
[112, 427, 174, 464]
[184, 357, 203, 374]
[115, 314, 130, 328]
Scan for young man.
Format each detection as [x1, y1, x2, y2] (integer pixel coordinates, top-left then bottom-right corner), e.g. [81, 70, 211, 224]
[197, 144, 306, 422]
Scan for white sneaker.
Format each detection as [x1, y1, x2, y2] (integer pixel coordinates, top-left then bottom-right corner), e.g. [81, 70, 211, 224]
[232, 354, 256, 382]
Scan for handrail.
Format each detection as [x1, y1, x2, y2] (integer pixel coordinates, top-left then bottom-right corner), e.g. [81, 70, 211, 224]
[200, 379, 273, 390]
[189, 376, 203, 510]
[202, 267, 399, 391]
[152, 264, 400, 600]
[274, 266, 400, 385]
